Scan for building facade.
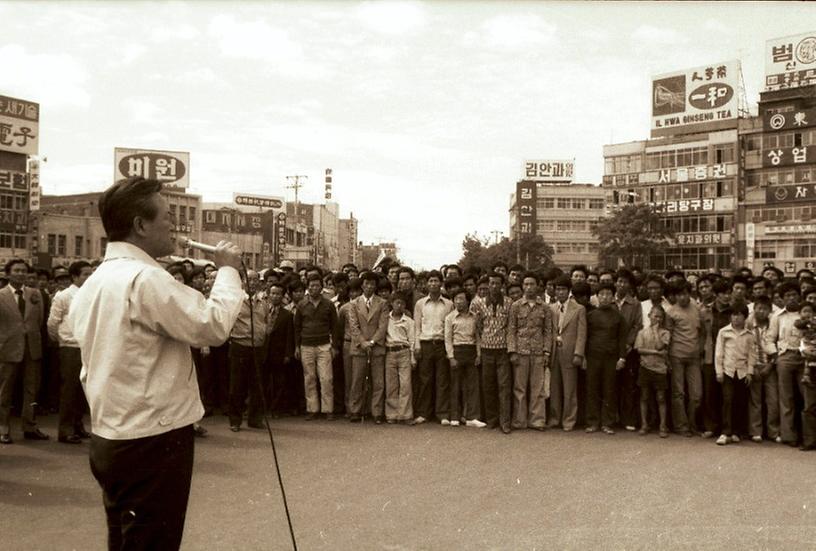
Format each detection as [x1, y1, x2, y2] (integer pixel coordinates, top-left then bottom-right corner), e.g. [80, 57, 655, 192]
[359, 242, 398, 270]
[338, 215, 359, 267]
[740, 85, 816, 275]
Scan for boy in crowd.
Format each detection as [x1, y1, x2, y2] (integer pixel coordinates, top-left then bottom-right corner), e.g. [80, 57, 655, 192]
[795, 302, 816, 450]
[445, 289, 484, 427]
[471, 271, 514, 434]
[715, 303, 755, 446]
[584, 283, 626, 435]
[384, 291, 415, 424]
[508, 272, 553, 431]
[634, 305, 670, 437]
[548, 275, 587, 431]
[747, 296, 779, 443]
[507, 281, 523, 303]
[665, 281, 705, 437]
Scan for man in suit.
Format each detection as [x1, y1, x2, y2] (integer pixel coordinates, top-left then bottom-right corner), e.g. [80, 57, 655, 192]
[266, 282, 295, 415]
[548, 275, 587, 431]
[615, 269, 644, 431]
[347, 271, 389, 423]
[0, 258, 48, 443]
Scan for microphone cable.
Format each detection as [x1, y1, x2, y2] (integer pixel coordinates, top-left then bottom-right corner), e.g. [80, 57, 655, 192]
[243, 263, 299, 551]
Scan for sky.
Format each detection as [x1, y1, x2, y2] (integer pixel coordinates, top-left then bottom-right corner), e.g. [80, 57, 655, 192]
[1, 1, 815, 269]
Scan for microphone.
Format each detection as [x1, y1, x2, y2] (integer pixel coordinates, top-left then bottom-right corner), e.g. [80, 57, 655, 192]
[179, 237, 218, 254]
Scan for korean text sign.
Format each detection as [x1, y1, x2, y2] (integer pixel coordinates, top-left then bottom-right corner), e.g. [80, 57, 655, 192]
[0, 95, 39, 156]
[114, 148, 189, 189]
[765, 32, 816, 91]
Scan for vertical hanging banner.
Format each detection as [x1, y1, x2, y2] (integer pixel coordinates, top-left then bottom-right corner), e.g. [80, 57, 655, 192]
[28, 159, 40, 211]
[325, 168, 332, 200]
[516, 181, 537, 236]
[0, 95, 39, 156]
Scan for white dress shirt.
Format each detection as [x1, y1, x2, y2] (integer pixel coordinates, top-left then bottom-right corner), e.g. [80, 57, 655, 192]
[47, 284, 80, 347]
[69, 242, 244, 440]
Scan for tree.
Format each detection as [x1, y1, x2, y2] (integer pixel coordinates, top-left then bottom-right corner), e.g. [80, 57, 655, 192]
[459, 232, 554, 273]
[592, 203, 674, 268]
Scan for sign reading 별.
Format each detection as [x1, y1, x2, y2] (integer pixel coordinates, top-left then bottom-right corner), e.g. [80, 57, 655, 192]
[114, 148, 189, 189]
[0, 95, 39, 156]
[651, 60, 740, 135]
[523, 160, 574, 183]
[765, 32, 816, 91]
[233, 193, 284, 209]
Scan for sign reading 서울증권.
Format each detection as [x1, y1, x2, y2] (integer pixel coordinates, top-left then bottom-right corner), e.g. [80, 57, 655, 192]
[114, 148, 189, 189]
[765, 32, 816, 91]
[651, 60, 740, 135]
[0, 95, 39, 156]
[233, 193, 284, 210]
[516, 181, 536, 236]
[522, 160, 574, 183]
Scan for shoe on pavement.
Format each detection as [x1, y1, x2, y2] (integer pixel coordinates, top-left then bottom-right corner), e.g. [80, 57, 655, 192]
[440, 418, 451, 426]
[466, 419, 487, 428]
[411, 416, 427, 425]
[625, 425, 636, 432]
[450, 420, 460, 426]
[374, 417, 383, 425]
[75, 428, 91, 439]
[731, 435, 740, 443]
[638, 427, 648, 436]
[585, 426, 598, 433]
[58, 434, 82, 444]
[701, 431, 714, 438]
[349, 415, 362, 423]
[659, 430, 669, 439]
[716, 434, 728, 445]
[501, 426, 511, 434]
[229, 425, 240, 432]
[193, 425, 209, 437]
[0, 433, 12, 444]
[325, 413, 336, 421]
[23, 429, 49, 441]
[601, 426, 615, 435]
[775, 436, 783, 443]
[751, 435, 763, 443]
[305, 413, 317, 421]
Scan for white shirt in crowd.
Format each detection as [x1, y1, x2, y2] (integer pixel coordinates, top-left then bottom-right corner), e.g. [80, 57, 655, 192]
[47, 284, 80, 347]
[69, 242, 244, 440]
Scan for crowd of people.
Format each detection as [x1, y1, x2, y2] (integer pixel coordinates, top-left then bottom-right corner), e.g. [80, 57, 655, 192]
[2, 255, 816, 451]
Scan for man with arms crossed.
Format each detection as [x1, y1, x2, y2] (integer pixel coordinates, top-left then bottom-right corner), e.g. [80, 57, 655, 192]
[70, 177, 244, 550]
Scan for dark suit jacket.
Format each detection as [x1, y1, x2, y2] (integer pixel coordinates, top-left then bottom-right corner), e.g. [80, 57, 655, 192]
[267, 307, 294, 363]
[0, 285, 44, 362]
[347, 294, 389, 357]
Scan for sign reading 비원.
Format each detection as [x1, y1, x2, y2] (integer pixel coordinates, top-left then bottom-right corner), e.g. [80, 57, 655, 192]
[516, 181, 537, 236]
[765, 32, 816, 91]
[522, 160, 574, 183]
[0, 94, 39, 156]
[114, 148, 189, 189]
[651, 60, 740, 136]
[233, 193, 284, 210]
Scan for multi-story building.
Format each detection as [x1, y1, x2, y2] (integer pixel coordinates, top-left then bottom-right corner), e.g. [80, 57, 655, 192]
[0, 151, 30, 267]
[38, 188, 202, 267]
[740, 84, 816, 275]
[359, 242, 398, 270]
[338, 215, 359, 267]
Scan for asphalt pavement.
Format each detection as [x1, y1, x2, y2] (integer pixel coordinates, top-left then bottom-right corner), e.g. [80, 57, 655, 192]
[2, 413, 816, 550]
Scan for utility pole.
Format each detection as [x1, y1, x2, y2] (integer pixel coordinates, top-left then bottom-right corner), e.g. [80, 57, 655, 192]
[285, 175, 308, 226]
[490, 230, 503, 245]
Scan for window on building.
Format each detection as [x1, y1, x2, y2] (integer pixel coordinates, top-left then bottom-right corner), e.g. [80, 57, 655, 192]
[571, 199, 584, 209]
[75, 235, 83, 256]
[682, 217, 699, 233]
[716, 180, 733, 197]
[541, 220, 556, 232]
[681, 183, 700, 199]
[794, 240, 814, 258]
[47, 234, 56, 255]
[745, 135, 762, 151]
[557, 220, 570, 231]
[797, 167, 813, 183]
[0, 232, 10, 248]
[557, 198, 570, 209]
[178, 206, 187, 225]
[188, 206, 196, 224]
[169, 204, 177, 223]
[589, 199, 604, 209]
[645, 152, 660, 171]
[13, 195, 26, 210]
[713, 145, 735, 164]
[763, 134, 779, 149]
[57, 235, 66, 256]
[794, 133, 803, 148]
[0, 194, 12, 209]
[13, 235, 24, 249]
[667, 185, 682, 200]
[540, 198, 554, 209]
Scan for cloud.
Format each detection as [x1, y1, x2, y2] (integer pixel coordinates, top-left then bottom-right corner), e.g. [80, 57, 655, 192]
[121, 98, 164, 126]
[0, 44, 89, 109]
[150, 23, 200, 43]
[355, 1, 426, 35]
[207, 14, 327, 79]
[465, 14, 557, 51]
[631, 24, 687, 47]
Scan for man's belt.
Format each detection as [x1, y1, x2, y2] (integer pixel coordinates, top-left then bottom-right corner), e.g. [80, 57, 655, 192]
[387, 344, 410, 351]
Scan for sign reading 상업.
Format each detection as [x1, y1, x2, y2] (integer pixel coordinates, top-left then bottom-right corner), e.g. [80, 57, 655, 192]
[651, 60, 741, 137]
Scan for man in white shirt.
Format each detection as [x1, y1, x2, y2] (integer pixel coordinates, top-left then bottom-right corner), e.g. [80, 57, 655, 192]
[47, 260, 94, 444]
[69, 177, 244, 551]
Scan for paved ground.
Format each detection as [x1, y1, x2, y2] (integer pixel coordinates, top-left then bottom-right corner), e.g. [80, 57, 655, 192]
[2, 413, 816, 550]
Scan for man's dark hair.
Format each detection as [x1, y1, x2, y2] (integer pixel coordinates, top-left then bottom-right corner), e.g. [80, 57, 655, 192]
[306, 273, 323, 286]
[347, 278, 362, 292]
[797, 269, 815, 279]
[288, 279, 304, 293]
[645, 274, 666, 289]
[506, 281, 522, 293]
[99, 177, 163, 242]
[377, 278, 392, 293]
[616, 268, 636, 287]
[36, 268, 51, 279]
[304, 265, 322, 278]
[509, 264, 525, 273]
[731, 302, 750, 318]
[68, 261, 92, 279]
[4, 258, 30, 274]
[445, 264, 462, 277]
[445, 276, 462, 289]
[166, 264, 188, 284]
[361, 271, 379, 283]
[570, 265, 588, 278]
[779, 280, 801, 297]
[553, 274, 572, 290]
[753, 296, 772, 309]
[397, 266, 415, 280]
[491, 261, 508, 272]
[268, 282, 286, 293]
[597, 282, 616, 295]
[521, 271, 540, 285]
[391, 290, 411, 305]
[342, 263, 358, 271]
[545, 267, 564, 281]
[751, 276, 769, 290]
[332, 272, 349, 285]
[426, 270, 443, 282]
[712, 279, 732, 295]
[571, 281, 592, 298]
[477, 275, 490, 286]
[732, 275, 750, 288]
[462, 271, 478, 284]
[487, 271, 505, 284]
[664, 269, 685, 281]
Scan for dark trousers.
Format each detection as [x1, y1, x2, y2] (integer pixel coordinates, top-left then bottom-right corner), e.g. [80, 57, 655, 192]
[90, 425, 194, 551]
[803, 378, 816, 448]
[701, 362, 721, 433]
[332, 350, 345, 414]
[586, 353, 617, 428]
[617, 350, 640, 427]
[415, 341, 449, 420]
[227, 343, 267, 427]
[778, 351, 804, 443]
[58, 347, 87, 438]
[210, 343, 230, 412]
[191, 348, 215, 414]
[451, 345, 479, 421]
[480, 348, 512, 430]
[40, 344, 61, 411]
[721, 374, 750, 436]
[0, 344, 41, 434]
